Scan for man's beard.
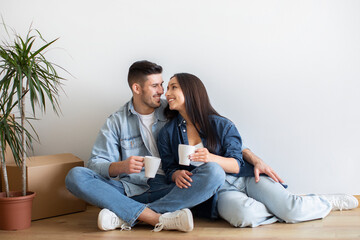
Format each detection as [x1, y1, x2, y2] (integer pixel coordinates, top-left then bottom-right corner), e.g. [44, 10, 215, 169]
[142, 94, 161, 109]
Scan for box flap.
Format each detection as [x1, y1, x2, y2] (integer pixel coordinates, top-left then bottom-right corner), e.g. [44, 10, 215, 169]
[5, 153, 83, 167]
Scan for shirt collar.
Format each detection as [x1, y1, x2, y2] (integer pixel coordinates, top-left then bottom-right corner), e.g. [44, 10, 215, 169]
[176, 113, 207, 136]
[127, 98, 137, 116]
[176, 114, 188, 126]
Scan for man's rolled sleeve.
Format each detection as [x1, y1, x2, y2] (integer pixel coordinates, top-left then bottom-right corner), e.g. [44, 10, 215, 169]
[87, 116, 121, 178]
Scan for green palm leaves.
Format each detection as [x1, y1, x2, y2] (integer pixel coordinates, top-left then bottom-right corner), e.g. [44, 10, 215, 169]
[0, 22, 66, 196]
[0, 28, 64, 116]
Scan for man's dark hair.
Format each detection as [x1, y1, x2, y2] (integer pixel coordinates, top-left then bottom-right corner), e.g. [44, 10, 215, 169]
[127, 60, 163, 88]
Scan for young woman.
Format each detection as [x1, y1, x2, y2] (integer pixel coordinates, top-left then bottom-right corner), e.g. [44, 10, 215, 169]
[157, 73, 358, 227]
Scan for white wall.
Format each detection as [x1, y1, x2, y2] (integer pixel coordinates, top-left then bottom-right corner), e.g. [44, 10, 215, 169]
[1, 0, 359, 194]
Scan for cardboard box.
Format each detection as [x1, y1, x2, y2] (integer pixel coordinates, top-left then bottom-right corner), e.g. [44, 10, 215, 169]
[1, 153, 87, 220]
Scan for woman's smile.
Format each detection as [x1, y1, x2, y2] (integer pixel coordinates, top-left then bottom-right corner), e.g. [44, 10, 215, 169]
[165, 77, 185, 111]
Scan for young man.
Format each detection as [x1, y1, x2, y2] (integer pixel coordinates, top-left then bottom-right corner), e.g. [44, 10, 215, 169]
[65, 60, 226, 232]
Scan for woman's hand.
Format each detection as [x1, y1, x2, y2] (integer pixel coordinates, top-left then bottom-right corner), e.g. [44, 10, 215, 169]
[189, 148, 215, 162]
[172, 170, 193, 189]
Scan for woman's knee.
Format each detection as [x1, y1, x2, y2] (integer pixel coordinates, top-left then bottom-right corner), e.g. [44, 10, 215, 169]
[202, 162, 226, 181]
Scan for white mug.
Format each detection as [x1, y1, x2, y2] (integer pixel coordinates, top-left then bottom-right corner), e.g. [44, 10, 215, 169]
[178, 144, 196, 166]
[144, 156, 161, 178]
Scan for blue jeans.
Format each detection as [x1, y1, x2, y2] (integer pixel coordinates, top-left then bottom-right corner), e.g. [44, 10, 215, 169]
[217, 176, 332, 227]
[65, 162, 225, 226]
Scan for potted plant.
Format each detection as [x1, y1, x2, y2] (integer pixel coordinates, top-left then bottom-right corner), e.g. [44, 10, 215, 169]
[0, 91, 37, 230]
[0, 22, 65, 230]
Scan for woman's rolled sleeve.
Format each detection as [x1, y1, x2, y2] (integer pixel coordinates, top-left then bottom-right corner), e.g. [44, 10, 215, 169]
[220, 123, 245, 176]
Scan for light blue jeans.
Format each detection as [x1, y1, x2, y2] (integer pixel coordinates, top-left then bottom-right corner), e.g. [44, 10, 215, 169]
[217, 176, 332, 227]
[65, 162, 225, 226]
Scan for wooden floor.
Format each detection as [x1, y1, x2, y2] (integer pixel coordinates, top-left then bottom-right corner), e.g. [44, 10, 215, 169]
[1, 200, 360, 240]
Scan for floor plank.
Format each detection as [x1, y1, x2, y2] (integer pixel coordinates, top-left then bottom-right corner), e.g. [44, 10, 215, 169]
[0, 205, 359, 240]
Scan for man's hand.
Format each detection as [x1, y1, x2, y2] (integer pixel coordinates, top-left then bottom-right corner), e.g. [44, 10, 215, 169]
[253, 159, 284, 183]
[242, 149, 284, 183]
[109, 156, 144, 177]
[172, 170, 193, 189]
[122, 156, 145, 174]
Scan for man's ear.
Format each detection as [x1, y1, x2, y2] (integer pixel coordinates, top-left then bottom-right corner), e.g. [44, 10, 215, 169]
[132, 83, 141, 95]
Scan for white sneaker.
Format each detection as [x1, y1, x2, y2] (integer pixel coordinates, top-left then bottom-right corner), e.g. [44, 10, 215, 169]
[319, 194, 359, 211]
[153, 209, 194, 232]
[97, 208, 131, 231]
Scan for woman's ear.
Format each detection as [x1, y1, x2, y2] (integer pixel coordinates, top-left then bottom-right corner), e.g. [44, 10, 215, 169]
[132, 83, 141, 95]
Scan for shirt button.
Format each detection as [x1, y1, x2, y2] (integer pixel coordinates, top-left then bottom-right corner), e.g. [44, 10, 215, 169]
[183, 120, 186, 124]
[183, 129, 186, 132]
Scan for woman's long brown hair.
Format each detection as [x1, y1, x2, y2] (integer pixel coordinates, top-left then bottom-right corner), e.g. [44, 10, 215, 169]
[164, 73, 221, 153]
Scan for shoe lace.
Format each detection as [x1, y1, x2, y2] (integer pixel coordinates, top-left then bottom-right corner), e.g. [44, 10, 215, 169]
[112, 216, 131, 231]
[331, 198, 345, 211]
[112, 217, 120, 226]
[120, 224, 131, 231]
[153, 223, 164, 232]
[154, 213, 181, 231]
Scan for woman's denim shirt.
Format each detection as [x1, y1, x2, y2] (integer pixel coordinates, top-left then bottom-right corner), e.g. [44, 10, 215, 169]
[87, 99, 168, 197]
[158, 114, 255, 183]
[157, 114, 255, 219]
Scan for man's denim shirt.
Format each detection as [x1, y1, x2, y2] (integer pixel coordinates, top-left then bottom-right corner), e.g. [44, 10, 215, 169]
[87, 99, 168, 197]
[157, 114, 255, 184]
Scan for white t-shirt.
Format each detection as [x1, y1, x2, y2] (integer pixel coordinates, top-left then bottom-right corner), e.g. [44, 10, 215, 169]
[137, 112, 165, 175]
